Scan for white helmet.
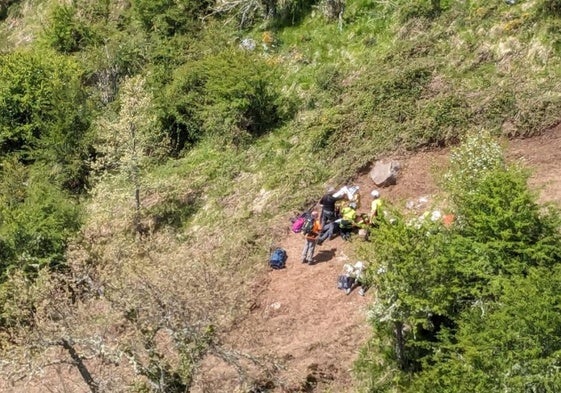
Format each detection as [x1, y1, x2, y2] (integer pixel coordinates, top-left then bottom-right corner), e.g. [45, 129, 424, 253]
[371, 190, 380, 198]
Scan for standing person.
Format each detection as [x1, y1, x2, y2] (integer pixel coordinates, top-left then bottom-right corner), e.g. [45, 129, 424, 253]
[319, 187, 343, 227]
[301, 211, 321, 264]
[370, 190, 383, 225]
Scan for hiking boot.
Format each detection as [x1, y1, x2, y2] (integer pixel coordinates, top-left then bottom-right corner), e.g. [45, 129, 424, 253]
[345, 288, 351, 295]
[358, 288, 365, 296]
[302, 258, 307, 263]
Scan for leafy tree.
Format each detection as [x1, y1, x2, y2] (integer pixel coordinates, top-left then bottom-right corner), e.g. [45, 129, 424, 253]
[159, 48, 291, 152]
[357, 133, 561, 392]
[0, 50, 92, 190]
[92, 75, 169, 231]
[410, 267, 561, 392]
[0, 159, 82, 279]
[454, 167, 561, 274]
[43, 4, 96, 53]
[444, 132, 561, 274]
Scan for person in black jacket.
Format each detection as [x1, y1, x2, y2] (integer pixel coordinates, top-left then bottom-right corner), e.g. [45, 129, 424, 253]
[319, 187, 343, 227]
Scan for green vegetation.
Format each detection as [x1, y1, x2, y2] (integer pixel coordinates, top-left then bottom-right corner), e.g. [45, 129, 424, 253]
[1, 0, 561, 391]
[0, 49, 91, 188]
[356, 134, 561, 392]
[158, 48, 293, 151]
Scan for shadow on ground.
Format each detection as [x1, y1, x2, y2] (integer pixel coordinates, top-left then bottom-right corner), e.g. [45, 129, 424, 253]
[312, 248, 337, 264]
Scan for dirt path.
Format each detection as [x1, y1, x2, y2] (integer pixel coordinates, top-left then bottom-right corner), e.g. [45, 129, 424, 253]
[197, 126, 561, 393]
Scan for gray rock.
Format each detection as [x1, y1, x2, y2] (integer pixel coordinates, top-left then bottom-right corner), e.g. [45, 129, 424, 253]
[240, 38, 256, 51]
[369, 160, 401, 187]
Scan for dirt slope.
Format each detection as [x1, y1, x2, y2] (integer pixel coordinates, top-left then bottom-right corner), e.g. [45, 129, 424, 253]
[193, 125, 561, 392]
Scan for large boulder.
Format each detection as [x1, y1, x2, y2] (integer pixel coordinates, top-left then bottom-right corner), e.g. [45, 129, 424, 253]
[369, 160, 401, 187]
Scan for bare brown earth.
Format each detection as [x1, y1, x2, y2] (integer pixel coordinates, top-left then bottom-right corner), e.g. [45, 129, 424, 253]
[192, 125, 561, 392]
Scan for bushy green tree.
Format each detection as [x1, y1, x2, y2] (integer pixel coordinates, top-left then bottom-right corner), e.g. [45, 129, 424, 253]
[410, 266, 561, 393]
[93, 75, 169, 231]
[44, 4, 96, 53]
[0, 159, 82, 279]
[445, 132, 561, 273]
[159, 48, 291, 152]
[357, 133, 561, 392]
[0, 50, 92, 190]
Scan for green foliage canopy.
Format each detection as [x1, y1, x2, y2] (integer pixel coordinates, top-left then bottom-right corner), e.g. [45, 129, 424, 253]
[132, 0, 213, 37]
[357, 134, 561, 392]
[0, 159, 82, 279]
[44, 4, 97, 53]
[159, 49, 292, 152]
[0, 50, 91, 189]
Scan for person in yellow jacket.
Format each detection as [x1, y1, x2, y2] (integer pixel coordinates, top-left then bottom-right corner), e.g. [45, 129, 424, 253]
[301, 210, 321, 264]
[339, 202, 357, 240]
[370, 190, 383, 225]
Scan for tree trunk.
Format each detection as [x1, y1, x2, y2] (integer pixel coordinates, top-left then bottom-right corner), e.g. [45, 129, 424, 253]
[394, 320, 407, 370]
[60, 338, 99, 393]
[129, 122, 142, 234]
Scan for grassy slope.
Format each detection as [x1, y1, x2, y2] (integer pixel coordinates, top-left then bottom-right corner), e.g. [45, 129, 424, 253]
[70, 0, 561, 372]
[3, 0, 561, 389]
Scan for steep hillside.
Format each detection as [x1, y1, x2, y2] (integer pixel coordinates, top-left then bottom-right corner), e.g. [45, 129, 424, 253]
[5, 126, 561, 393]
[190, 125, 561, 392]
[2, 0, 561, 392]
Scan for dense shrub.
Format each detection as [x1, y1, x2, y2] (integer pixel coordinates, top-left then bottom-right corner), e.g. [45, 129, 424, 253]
[356, 133, 561, 392]
[44, 4, 97, 53]
[0, 159, 82, 279]
[158, 49, 292, 152]
[0, 50, 92, 190]
[132, 0, 213, 36]
[409, 267, 561, 393]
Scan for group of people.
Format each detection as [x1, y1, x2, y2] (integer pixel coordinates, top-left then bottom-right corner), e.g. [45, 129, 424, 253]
[300, 185, 384, 294]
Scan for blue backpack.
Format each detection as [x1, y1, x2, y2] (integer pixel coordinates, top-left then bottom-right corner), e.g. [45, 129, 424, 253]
[269, 248, 287, 269]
